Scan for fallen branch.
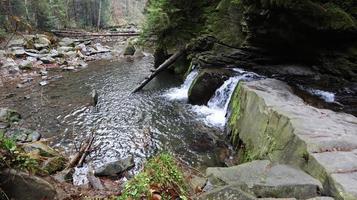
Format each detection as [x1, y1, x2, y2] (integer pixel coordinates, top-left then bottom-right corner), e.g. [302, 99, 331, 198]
[132, 49, 185, 93]
[77, 136, 95, 167]
[66, 134, 95, 169]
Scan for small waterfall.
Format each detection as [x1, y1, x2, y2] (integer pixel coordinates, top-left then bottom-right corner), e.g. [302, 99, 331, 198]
[192, 71, 258, 128]
[298, 85, 335, 103]
[164, 70, 199, 100]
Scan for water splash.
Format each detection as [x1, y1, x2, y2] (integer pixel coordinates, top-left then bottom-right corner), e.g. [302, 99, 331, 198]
[298, 85, 335, 103]
[192, 72, 256, 128]
[164, 70, 199, 100]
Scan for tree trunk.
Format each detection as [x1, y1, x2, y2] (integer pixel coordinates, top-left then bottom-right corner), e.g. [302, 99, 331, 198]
[132, 49, 186, 93]
[97, 0, 102, 30]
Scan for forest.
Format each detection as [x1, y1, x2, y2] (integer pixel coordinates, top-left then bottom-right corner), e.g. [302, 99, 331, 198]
[0, 0, 357, 200]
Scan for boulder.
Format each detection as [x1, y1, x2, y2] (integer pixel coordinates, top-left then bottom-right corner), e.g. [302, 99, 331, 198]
[123, 43, 136, 56]
[21, 141, 59, 157]
[227, 79, 357, 199]
[0, 169, 57, 200]
[188, 68, 233, 105]
[206, 160, 322, 199]
[94, 156, 135, 177]
[19, 59, 33, 69]
[197, 184, 256, 200]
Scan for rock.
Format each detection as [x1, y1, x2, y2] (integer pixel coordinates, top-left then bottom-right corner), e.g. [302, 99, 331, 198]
[6, 128, 41, 143]
[0, 169, 57, 200]
[227, 79, 357, 199]
[59, 37, 75, 47]
[21, 141, 59, 157]
[188, 68, 233, 105]
[43, 156, 67, 174]
[206, 160, 322, 199]
[39, 49, 49, 54]
[307, 197, 335, 200]
[10, 47, 26, 57]
[57, 46, 74, 54]
[197, 184, 256, 200]
[87, 170, 104, 190]
[40, 56, 55, 64]
[123, 43, 136, 56]
[0, 108, 21, 125]
[93, 43, 110, 53]
[91, 89, 99, 106]
[25, 51, 41, 58]
[94, 156, 135, 177]
[19, 59, 33, 69]
[39, 80, 49, 86]
[8, 39, 25, 47]
[189, 175, 207, 192]
[53, 168, 75, 183]
[134, 48, 145, 58]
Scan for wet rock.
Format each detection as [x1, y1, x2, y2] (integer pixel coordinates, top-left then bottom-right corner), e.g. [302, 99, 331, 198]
[39, 80, 49, 86]
[91, 89, 99, 106]
[206, 160, 322, 199]
[94, 156, 135, 177]
[188, 68, 233, 105]
[0, 169, 57, 200]
[10, 47, 26, 57]
[57, 46, 74, 54]
[43, 156, 67, 174]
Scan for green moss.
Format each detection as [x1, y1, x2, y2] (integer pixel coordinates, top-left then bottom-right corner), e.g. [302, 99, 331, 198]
[118, 153, 189, 200]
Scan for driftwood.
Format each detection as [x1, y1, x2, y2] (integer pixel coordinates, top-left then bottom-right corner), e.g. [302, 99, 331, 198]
[132, 49, 185, 93]
[51, 29, 139, 37]
[66, 135, 95, 169]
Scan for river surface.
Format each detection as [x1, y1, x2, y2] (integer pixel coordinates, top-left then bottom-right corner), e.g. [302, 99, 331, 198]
[0, 55, 232, 173]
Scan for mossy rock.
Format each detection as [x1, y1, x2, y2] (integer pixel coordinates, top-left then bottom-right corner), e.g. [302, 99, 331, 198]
[43, 156, 67, 175]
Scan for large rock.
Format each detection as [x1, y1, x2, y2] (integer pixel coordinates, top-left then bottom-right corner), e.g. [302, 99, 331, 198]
[227, 79, 357, 199]
[6, 128, 41, 143]
[188, 68, 233, 105]
[206, 160, 322, 199]
[0, 108, 21, 126]
[0, 169, 57, 200]
[197, 184, 256, 200]
[59, 37, 75, 47]
[94, 156, 135, 177]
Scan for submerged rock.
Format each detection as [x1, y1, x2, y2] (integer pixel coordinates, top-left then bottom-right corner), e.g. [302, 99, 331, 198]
[0, 169, 57, 200]
[123, 43, 136, 56]
[94, 156, 135, 177]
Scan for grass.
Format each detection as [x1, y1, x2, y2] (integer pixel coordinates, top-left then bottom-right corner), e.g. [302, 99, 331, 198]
[118, 153, 189, 200]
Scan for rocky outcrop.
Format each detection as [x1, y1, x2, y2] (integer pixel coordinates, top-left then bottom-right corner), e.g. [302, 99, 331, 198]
[188, 68, 233, 105]
[226, 79, 357, 199]
[201, 160, 324, 199]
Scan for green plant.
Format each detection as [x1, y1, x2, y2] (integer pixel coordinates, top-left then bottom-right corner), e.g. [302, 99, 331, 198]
[0, 133, 39, 173]
[118, 153, 189, 200]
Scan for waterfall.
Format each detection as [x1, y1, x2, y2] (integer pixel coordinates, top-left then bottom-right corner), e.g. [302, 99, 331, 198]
[164, 70, 199, 100]
[192, 72, 256, 128]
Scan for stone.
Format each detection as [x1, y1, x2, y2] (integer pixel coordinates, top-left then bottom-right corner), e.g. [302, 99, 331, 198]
[57, 46, 74, 54]
[206, 160, 322, 199]
[94, 156, 135, 177]
[123, 43, 136, 56]
[188, 68, 233, 105]
[39, 80, 49, 86]
[0, 108, 21, 124]
[197, 184, 256, 200]
[43, 156, 67, 174]
[53, 168, 75, 183]
[21, 141, 59, 157]
[227, 79, 357, 199]
[19, 59, 33, 69]
[0, 169, 57, 200]
[59, 37, 75, 47]
[93, 43, 110, 53]
[87, 170, 104, 190]
[307, 197, 335, 200]
[8, 39, 25, 47]
[6, 128, 41, 143]
[10, 47, 26, 57]
[40, 56, 55, 64]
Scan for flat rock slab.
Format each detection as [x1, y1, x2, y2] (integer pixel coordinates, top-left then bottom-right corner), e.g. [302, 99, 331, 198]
[227, 79, 357, 199]
[206, 160, 322, 199]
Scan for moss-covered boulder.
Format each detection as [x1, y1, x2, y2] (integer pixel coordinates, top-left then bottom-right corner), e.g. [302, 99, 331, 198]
[42, 156, 67, 175]
[188, 68, 233, 105]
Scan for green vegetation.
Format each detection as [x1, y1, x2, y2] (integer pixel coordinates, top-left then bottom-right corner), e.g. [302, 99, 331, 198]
[119, 153, 189, 200]
[0, 133, 39, 173]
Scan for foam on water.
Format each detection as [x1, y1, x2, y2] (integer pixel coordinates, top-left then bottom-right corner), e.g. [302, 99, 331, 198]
[164, 70, 199, 100]
[309, 89, 335, 103]
[192, 73, 254, 128]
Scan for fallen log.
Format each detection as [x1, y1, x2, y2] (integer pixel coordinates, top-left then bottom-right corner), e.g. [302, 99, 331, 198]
[66, 135, 95, 169]
[132, 49, 185, 93]
[51, 29, 140, 37]
[78, 136, 95, 167]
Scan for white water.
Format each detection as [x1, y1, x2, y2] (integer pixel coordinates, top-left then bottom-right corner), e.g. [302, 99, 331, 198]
[309, 89, 335, 103]
[164, 70, 199, 100]
[192, 72, 256, 128]
[165, 68, 258, 128]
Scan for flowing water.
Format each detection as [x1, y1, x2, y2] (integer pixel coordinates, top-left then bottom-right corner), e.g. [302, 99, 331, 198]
[0, 56, 234, 177]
